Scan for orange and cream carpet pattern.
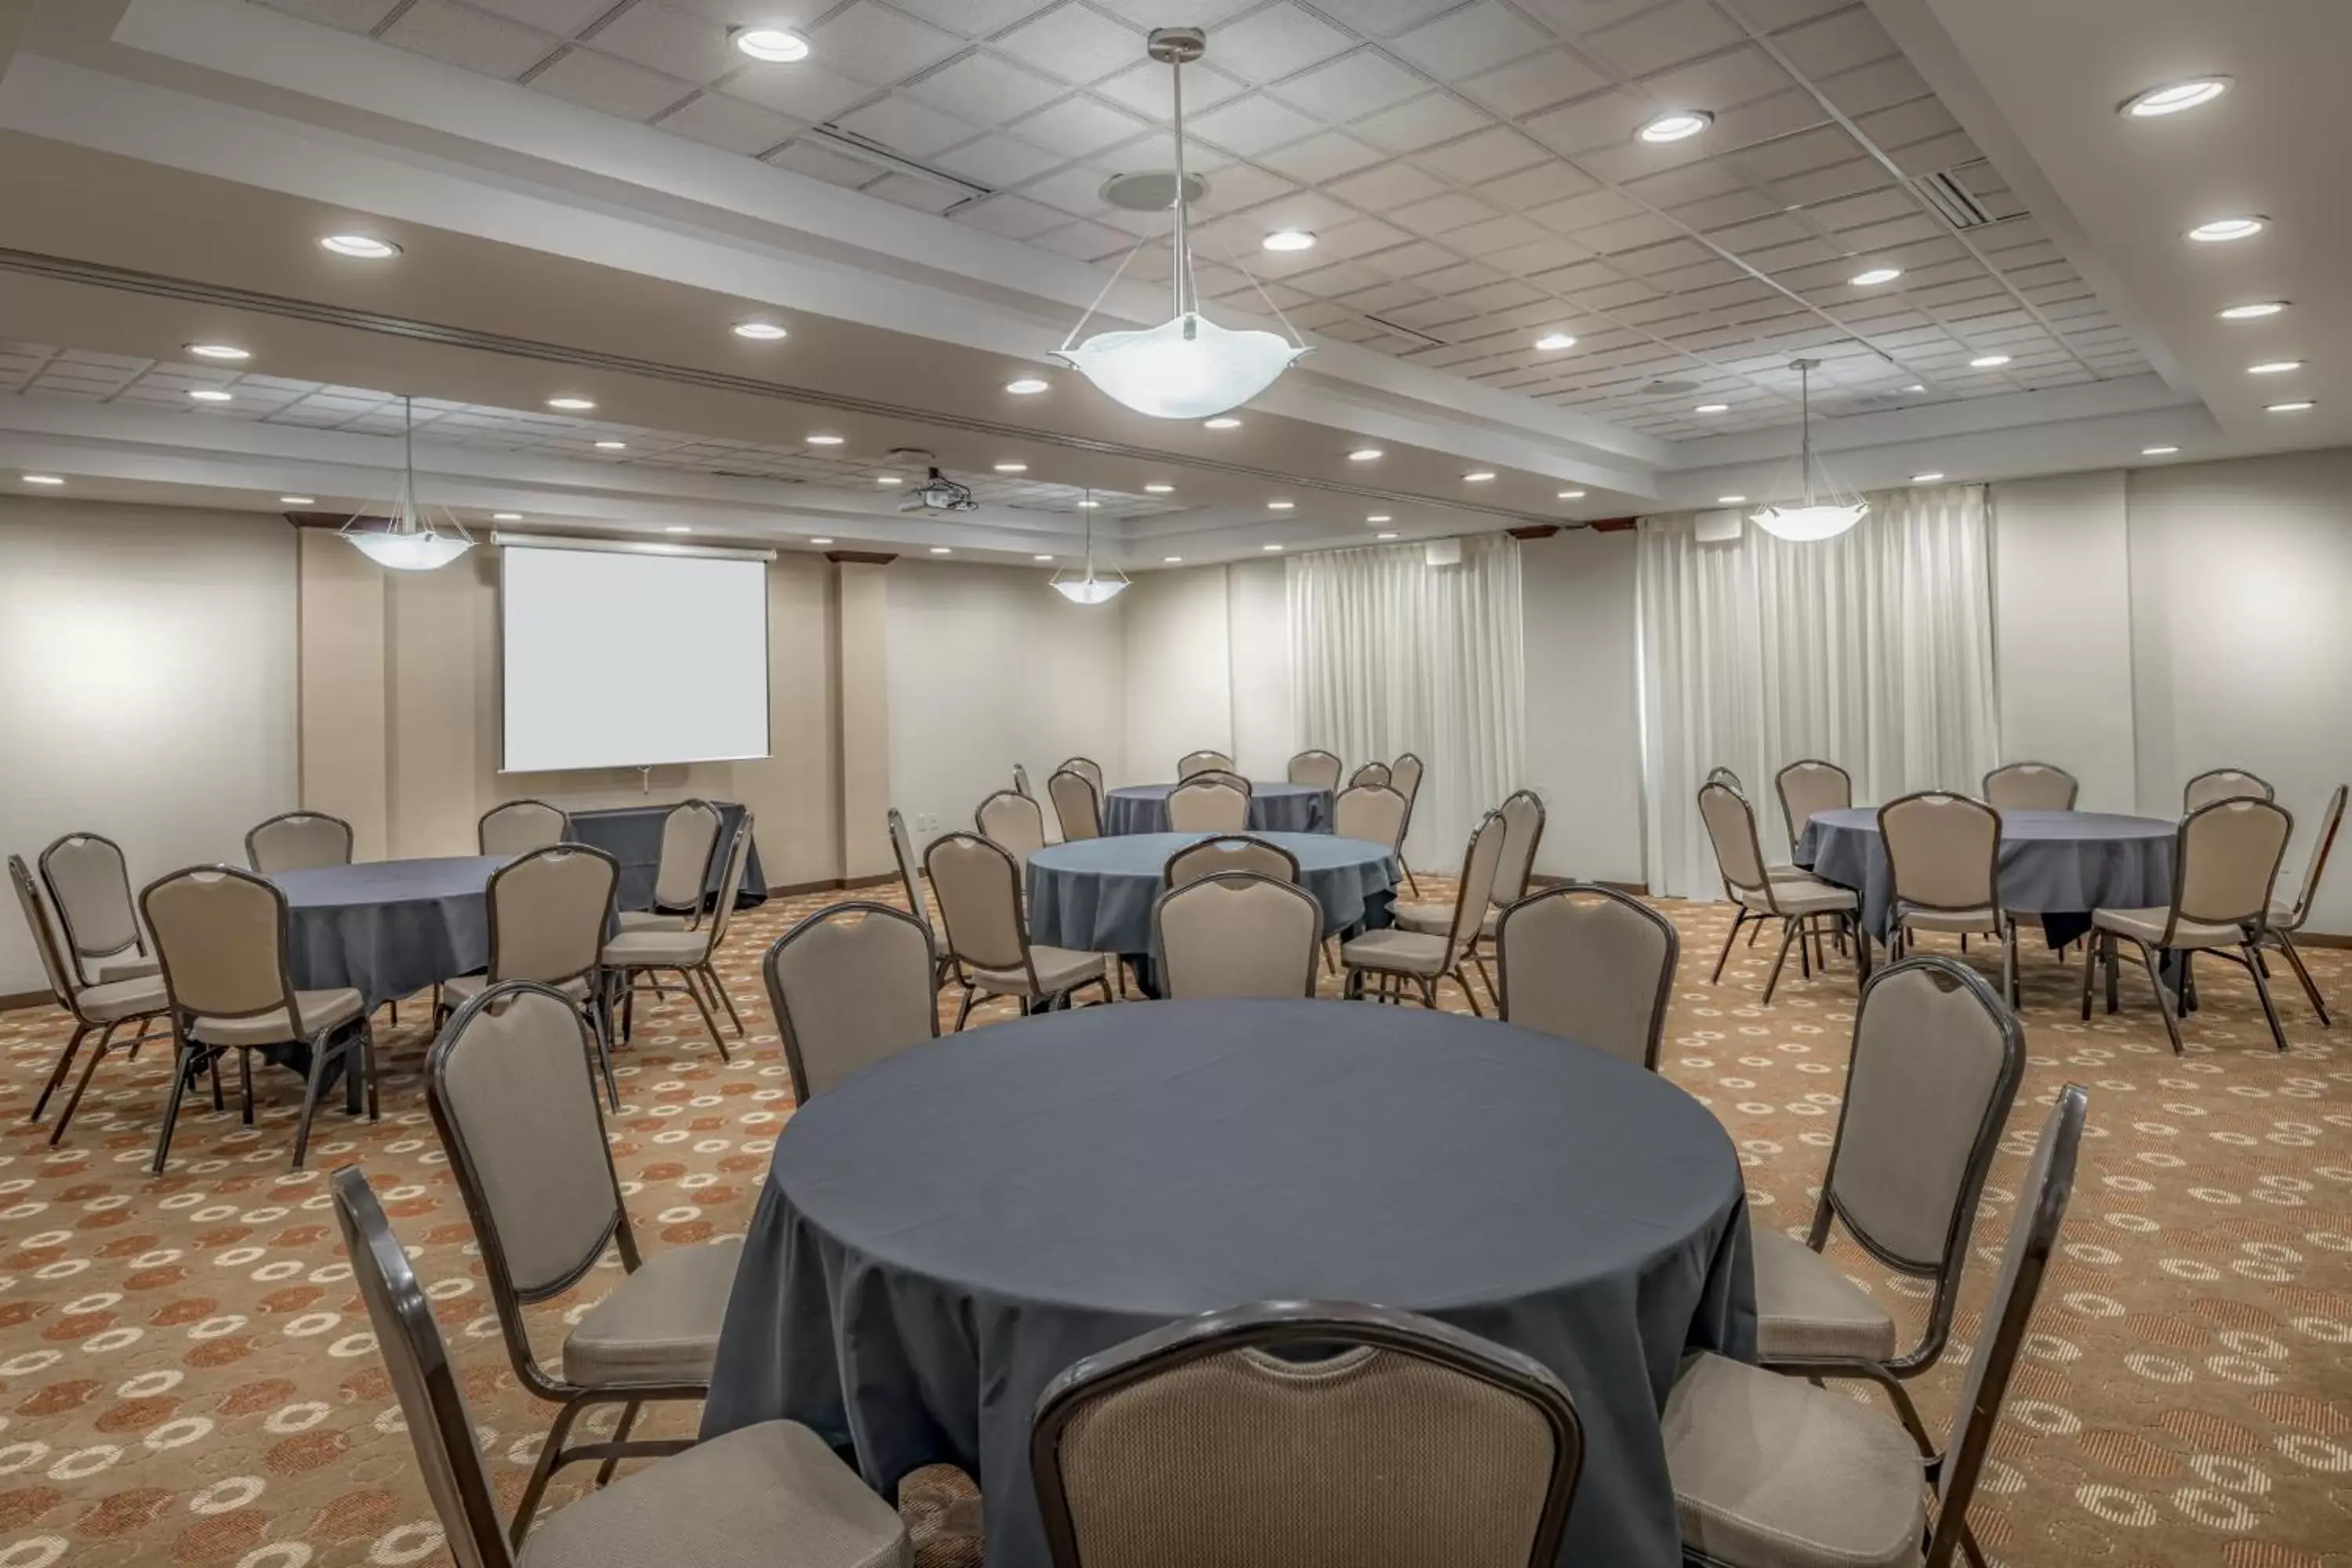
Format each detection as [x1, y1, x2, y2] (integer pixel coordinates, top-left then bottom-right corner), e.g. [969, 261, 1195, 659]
[2, 884, 2348, 1568]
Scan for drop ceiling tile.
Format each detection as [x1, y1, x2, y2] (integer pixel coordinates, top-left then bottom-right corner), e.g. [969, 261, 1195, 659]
[655, 91, 800, 154]
[1272, 49, 1425, 122]
[1381, 296, 1482, 333]
[1327, 160, 1450, 212]
[1612, 236, 1713, 275]
[1769, 5, 1900, 77]
[835, 94, 982, 158]
[1703, 212, 1813, 253]
[1523, 89, 1645, 156]
[1286, 259, 1389, 296]
[1580, 0, 1744, 75]
[1472, 159, 1602, 211]
[1338, 280, 1437, 314]
[1334, 0, 1474, 36]
[1482, 235, 1592, 275]
[1312, 215, 1414, 256]
[1454, 278, 1547, 314]
[886, 0, 1043, 36]
[1833, 212, 1943, 253]
[1577, 211, 1683, 253]
[531, 48, 693, 120]
[1017, 162, 1120, 216]
[1456, 49, 1612, 117]
[1745, 236, 1842, 272]
[1007, 94, 1152, 158]
[1353, 93, 1492, 154]
[380, 0, 555, 77]
[1091, 57, 1244, 118]
[1087, 0, 1261, 26]
[1206, 2, 1354, 82]
[588, 3, 739, 84]
[1186, 93, 1323, 156]
[906, 51, 1069, 122]
[255, 0, 400, 28]
[1189, 163, 1300, 215]
[1891, 129, 1980, 175]
[1030, 218, 1134, 259]
[994, 5, 1147, 84]
[1816, 55, 1931, 118]
[1639, 44, 1798, 116]
[765, 136, 885, 187]
[1259, 129, 1388, 183]
[1413, 125, 1550, 184]
[1855, 96, 1961, 154]
[1759, 158, 1888, 208]
[1359, 239, 1461, 278]
[1526, 187, 1643, 234]
[1576, 277, 1664, 310]
[1701, 89, 1835, 155]
[864, 171, 967, 213]
[724, 64, 877, 122]
[807, 3, 964, 84]
[932, 133, 1066, 187]
[1389, 190, 1504, 237]
[1804, 186, 1915, 231]
[1447, 212, 1549, 255]
[1388, 0, 1553, 81]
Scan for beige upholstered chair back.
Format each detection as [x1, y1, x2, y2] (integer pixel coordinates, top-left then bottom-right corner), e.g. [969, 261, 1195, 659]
[1697, 782, 1769, 895]
[1060, 757, 1105, 797]
[1177, 750, 1235, 779]
[765, 902, 938, 1102]
[331, 1169, 515, 1568]
[1494, 886, 1678, 1069]
[1334, 784, 1408, 849]
[478, 799, 568, 858]
[2281, 784, 2346, 929]
[1828, 958, 2024, 1270]
[2175, 798, 2291, 930]
[1880, 792, 2002, 913]
[246, 811, 354, 874]
[1348, 760, 1393, 789]
[1048, 768, 1103, 842]
[1392, 753, 1425, 804]
[427, 984, 623, 1300]
[1033, 1301, 1582, 1568]
[1167, 778, 1250, 833]
[927, 833, 1029, 975]
[485, 845, 615, 985]
[2184, 767, 2274, 812]
[1932, 1086, 2085, 1549]
[1444, 813, 1511, 958]
[1490, 790, 1547, 906]
[1165, 834, 1299, 887]
[38, 832, 142, 979]
[10, 855, 80, 1008]
[1286, 750, 1343, 790]
[1982, 762, 2078, 813]
[977, 789, 1049, 866]
[141, 867, 292, 1022]
[703, 815, 753, 949]
[889, 808, 937, 941]
[1153, 873, 1321, 1000]
[1702, 765, 1743, 793]
[1014, 762, 1035, 799]
[1773, 759, 1851, 851]
[650, 800, 723, 913]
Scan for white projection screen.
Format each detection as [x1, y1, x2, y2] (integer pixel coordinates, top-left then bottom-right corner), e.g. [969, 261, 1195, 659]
[500, 543, 770, 773]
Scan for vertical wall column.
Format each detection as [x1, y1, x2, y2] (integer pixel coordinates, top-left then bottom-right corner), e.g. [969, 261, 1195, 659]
[831, 554, 895, 884]
[296, 528, 391, 858]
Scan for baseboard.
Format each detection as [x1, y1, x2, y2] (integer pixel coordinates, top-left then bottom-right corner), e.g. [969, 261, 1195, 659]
[761, 872, 898, 898]
[1, 988, 51, 1013]
[2292, 929, 2352, 949]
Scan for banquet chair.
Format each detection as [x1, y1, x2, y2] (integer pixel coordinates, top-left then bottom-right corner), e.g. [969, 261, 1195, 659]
[140, 864, 376, 1174]
[2256, 782, 2344, 1025]
[925, 833, 1116, 1029]
[1392, 753, 1428, 895]
[764, 902, 938, 1102]
[1030, 1299, 1584, 1568]
[245, 810, 354, 873]
[1880, 792, 2018, 1005]
[1394, 789, 1543, 998]
[1286, 749, 1343, 790]
[2184, 766, 2274, 811]
[1164, 833, 1299, 887]
[1152, 873, 1322, 1000]
[1014, 762, 1035, 799]
[1177, 749, 1235, 779]
[2083, 797, 2293, 1053]
[1059, 756, 1105, 798]
[437, 844, 621, 1109]
[890, 806, 957, 989]
[1167, 775, 1250, 833]
[1494, 884, 1678, 1070]
[1982, 760, 2079, 813]
[330, 1166, 907, 1568]
[1343, 810, 1507, 1013]
[977, 788, 1049, 866]
[615, 798, 723, 933]
[1773, 759, 1851, 867]
[479, 797, 570, 857]
[1348, 760, 1393, 789]
[1752, 956, 2023, 1456]
[1047, 767, 1102, 843]
[602, 814, 754, 1054]
[1703, 765, 1744, 793]
[11, 855, 169, 1144]
[1663, 1085, 2085, 1568]
[1697, 781, 1866, 1004]
[38, 831, 157, 985]
[424, 984, 752, 1548]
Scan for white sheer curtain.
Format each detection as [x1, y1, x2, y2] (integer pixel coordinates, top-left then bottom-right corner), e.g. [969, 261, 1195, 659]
[1639, 484, 1999, 898]
[1289, 535, 1525, 872]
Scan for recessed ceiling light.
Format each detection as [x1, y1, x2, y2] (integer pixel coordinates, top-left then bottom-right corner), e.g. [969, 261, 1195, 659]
[1849, 267, 1903, 286]
[666, 525, 692, 534]
[2122, 77, 2230, 117]
[187, 388, 233, 402]
[318, 234, 399, 259]
[1535, 332, 1577, 351]
[1034, 554, 1055, 561]
[1267, 499, 1294, 510]
[1144, 482, 1174, 493]
[1163, 555, 1184, 563]
[731, 320, 788, 341]
[1462, 470, 1496, 482]
[1969, 354, 2011, 368]
[810, 537, 833, 545]
[2141, 445, 2180, 456]
[1910, 472, 1945, 483]
[1262, 229, 1316, 252]
[2267, 400, 2315, 413]
[1005, 377, 1050, 395]
[185, 343, 250, 361]
[1905, 383, 1927, 392]
[595, 440, 627, 449]
[2187, 216, 2265, 242]
[1376, 532, 1398, 540]
[1078, 499, 1102, 508]
[1637, 110, 1712, 143]
[877, 475, 902, 485]
[1203, 416, 1241, 430]
[21, 474, 64, 486]
[548, 397, 596, 410]
[1693, 403, 1729, 413]
[1717, 495, 1748, 504]
[2248, 360, 2303, 375]
[930, 546, 952, 554]
[807, 434, 844, 445]
[492, 512, 522, 521]
[2219, 301, 2286, 320]
[1262, 543, 1283, 551]
[731, 26, 809, 63]
[279, 495, 315, 505]
[1367, 514, 1392, 523]
[994, 462, 1028, 473]
[1556, 489, 1586, 500]
[1348, 447, 1383, 462]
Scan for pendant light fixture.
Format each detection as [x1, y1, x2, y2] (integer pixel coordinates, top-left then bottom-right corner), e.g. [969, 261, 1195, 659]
[1050, 489, 1129, 604]
[1051, 27, 1308, 420]
[1749, 359, 1868, 543]
[338, 396, 475, 570]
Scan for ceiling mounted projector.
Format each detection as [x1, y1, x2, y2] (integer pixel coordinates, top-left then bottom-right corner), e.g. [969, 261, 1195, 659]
[900, 466, 978, 514]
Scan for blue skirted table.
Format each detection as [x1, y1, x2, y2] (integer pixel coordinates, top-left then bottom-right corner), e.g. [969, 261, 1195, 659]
[1101, 781, 1331, 836]
[1025, 831, 1394, 959]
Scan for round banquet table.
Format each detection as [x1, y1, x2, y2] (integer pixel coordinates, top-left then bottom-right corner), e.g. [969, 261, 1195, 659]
[700, 1000, 1756, 1568]
[1101, 780, 1331, 836]
[1026, 831, 1395, 956]
[1795, 807, 2175, 945]
[269, 855, 506, 1011]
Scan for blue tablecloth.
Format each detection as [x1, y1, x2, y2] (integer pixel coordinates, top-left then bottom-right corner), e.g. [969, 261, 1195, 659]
[702, 1000, 1755, 1568]
[1102, 782, 1331, 836]
[1027, 831, 1396, 956]
[270, 855, 504, 1010]
[567, 801, 768, 910]
[1797, 808, 2176, 942]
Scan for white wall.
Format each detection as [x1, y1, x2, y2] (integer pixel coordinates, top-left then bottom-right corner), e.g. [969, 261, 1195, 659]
[1, 498, 299, 993]
[1225, 559, 1298, 779]
[1120, 566, 1230, 785]
[1989, 471, 2138, 811]
[1519, 528, 1646, 884]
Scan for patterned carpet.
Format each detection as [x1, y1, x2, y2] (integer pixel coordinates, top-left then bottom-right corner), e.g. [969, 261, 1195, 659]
[1, 878, 2347, 1568]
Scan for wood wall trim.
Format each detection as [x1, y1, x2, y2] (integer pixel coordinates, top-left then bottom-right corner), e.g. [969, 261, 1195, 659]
[825, 550, 897, 566]
[1588, 515, 1639, 532]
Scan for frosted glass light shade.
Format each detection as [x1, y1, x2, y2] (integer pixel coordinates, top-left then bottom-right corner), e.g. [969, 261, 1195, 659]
[1054, 312, 1306, 420]
[346, 530, 472, 570]
[1750, 502, 1867, 543]
[1051, 575, 1128, 604]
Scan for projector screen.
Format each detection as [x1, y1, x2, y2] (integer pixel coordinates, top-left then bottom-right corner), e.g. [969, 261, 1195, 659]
[500, 543, 770, 773]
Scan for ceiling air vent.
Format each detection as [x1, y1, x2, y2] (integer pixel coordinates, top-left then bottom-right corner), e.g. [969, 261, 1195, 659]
[1909, 169, 1996, 230]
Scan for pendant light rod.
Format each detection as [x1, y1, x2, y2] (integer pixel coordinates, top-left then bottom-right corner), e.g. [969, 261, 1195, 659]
[1149, 28, 1207, 321]
[1792, 358, 1817, 506]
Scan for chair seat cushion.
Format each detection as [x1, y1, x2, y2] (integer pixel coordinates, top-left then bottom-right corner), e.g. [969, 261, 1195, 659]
[74, 974, 169, 1024]
[1766, 866, 1814, 883]
[603, 928, 712, 967]
[1664, 1351, 1926, 1568]
[1740, 877, 1858, 917]
[2269, 901, 2296, 928]
[1341, 928, 1452, 977]
[615, 908, 695, 932]
[1389, 898, 1456, 935]
[2092, 906, 2244, 950]
[1751, 1229, 1900, 1362]
[441, 972, 591, 1007]
[973, 946, 1108, 996]
[93, 953, 162, 983]
[518, 1417, 908, 1568]
[563, 1236, 743, 1388]
[1895, 904, 2002, 935]
[190, 987, 365, 1047]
